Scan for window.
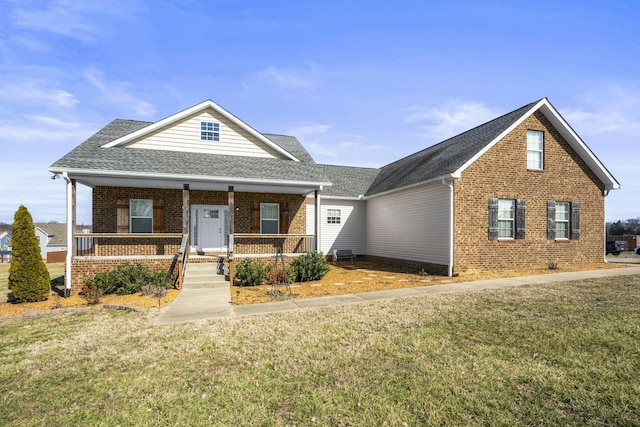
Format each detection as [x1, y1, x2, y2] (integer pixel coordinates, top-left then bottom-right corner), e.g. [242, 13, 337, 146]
[497, 199, 515, 238]
[555, 202, 570, 239]
[260, 203, 279, 234]
[130, 199, 153, 233]
[489, 198, 526, 240]
[527, 130, 543, 170]
[327, 209, 341, 224]
[201, 121, 220, 141]
[548, 201, 580, 240]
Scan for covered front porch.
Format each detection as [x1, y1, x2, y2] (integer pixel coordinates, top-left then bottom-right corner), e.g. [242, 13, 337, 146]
[62, 173, 326, 296]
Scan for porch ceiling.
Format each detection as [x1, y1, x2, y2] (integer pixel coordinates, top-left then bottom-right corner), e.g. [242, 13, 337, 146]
[67, 172, 327, 195]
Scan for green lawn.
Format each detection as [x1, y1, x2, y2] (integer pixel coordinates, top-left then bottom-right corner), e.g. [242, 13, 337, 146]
[0, 275, 639, 425]
[0, 262, 65, 300]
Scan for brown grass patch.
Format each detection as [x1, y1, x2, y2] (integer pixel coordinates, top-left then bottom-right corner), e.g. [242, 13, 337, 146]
[232, 261, 620, 305]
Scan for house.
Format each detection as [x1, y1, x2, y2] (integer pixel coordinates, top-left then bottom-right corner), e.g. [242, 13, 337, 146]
[0, 231, 10, 250]
[33, 223, 68, 260]
[49, 98, 620, 295]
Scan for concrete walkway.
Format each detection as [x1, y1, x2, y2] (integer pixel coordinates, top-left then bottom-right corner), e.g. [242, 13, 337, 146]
[152, 264, 640, 325]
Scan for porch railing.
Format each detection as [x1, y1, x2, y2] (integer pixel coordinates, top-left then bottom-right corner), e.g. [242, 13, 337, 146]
[74, 233, 183, 257]
[232, 234, 316, 257]
[168, 234, 190, 289]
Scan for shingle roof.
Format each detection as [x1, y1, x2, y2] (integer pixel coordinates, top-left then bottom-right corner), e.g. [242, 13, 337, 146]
[316, 164, 380, 198]
[33, 223, 67, 246]
[365, 100, 539, 196]
[50, 120, 330, 184]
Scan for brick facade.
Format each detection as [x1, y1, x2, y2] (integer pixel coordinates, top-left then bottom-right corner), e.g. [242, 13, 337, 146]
[92, 187, 306, 235]
[453, 111, 606, 272]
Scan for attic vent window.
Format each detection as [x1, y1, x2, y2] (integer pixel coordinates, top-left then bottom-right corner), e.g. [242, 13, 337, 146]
[201, 122, 220, 141]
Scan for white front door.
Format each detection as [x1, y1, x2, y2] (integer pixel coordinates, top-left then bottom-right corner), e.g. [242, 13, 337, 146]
[191, 205, 229, 252]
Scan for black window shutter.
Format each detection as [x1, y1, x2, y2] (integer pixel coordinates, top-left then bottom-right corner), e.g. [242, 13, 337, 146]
[571, 202, 580, 240]
[488, 198, 498, 240]
[547, 201, 556, 240]
[516, 199, 526, 239]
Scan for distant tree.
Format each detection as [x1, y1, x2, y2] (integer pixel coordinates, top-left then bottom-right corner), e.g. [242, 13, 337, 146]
[626, 218, 640, 235]
[8, 206, 50, 302]
[608, 220, 627, 236]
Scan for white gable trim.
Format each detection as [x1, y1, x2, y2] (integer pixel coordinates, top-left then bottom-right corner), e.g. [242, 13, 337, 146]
[101, 100, 300, 162]
[454, 98, 621, 190]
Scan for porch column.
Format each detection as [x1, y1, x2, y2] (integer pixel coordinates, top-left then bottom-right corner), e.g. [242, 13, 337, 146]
[315, 189, 321, 252]
[228, 186, 234, 258]
[182, 184, 190, 235]
[64, 174, 76, 297]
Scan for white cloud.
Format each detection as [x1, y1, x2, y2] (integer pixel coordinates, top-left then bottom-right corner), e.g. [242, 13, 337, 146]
[0, 78, 78, 108]
[10, 0, 143, 42]
[404, 100, 501, 141]
[562, 82, 640, 136]
[252, 63, 320, 90]
[85, 71, 156, 118]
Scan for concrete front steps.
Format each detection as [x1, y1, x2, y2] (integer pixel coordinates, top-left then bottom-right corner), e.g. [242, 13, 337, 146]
[155, 261, 231, 325]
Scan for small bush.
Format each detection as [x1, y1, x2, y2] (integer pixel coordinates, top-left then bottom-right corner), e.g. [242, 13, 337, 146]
[268, 265, 296, 284]
[84, 263, 172, 296]
[81, 282, 102, 305]
[290, 252, 330, 282]
[235, 258, 269, 286]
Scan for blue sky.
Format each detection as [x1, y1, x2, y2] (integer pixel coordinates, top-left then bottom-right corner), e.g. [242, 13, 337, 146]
[0, 0, 638, 225]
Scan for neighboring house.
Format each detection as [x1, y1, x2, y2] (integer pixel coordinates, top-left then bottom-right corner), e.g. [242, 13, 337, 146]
[33, 223, 68, 259]
[49, 98, 620, 295]
[0, 231, 10, 250]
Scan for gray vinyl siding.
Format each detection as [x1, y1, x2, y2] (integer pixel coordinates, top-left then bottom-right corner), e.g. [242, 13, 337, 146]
[127, 110, 285, 158]
[366, 182, 451, 265]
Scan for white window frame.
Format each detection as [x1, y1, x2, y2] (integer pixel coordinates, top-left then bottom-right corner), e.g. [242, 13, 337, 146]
[555, 201, 570, 240]
[130, 199, 153, 233]
[527, 130, 544, 170]
[327, 208, 341, 224]
[200, 121, 220, 141]
[497, 199, 515, 239]
[260, 203, 279, 234]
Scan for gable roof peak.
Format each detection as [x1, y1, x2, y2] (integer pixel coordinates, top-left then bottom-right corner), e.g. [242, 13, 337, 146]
[101, 99, 300, 162]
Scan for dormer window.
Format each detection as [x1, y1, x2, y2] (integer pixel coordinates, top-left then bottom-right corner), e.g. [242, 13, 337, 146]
[527, 130, 543, 170]
[201, 122, 220, 141]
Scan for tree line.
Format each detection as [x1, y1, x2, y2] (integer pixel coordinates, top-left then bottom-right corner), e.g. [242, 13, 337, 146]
[607, 218, 640, 236]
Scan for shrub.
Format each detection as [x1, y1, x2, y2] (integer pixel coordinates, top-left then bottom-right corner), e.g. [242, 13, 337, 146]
[81, 282, 102, 305]
[84, 263, 171, 296]
[268, 265, 296, 284]
[234, 258, 269, 286]
[290, 252, 330, 282]
[8, 205, 50, 302]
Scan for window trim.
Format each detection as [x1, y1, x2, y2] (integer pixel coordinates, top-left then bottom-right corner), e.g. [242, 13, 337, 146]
[260, 203, 279, 234]
[527, 130, 544, 170]
[555, 201, 570, 240]
[327, 208, 341, 224]
[200, 121, 220, 141]
[130, 199, 153, 233]
[497, 199, 515, 239]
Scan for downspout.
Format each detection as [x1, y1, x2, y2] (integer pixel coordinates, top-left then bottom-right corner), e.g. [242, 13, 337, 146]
[603, 188, 611, 264]
[315, 188, 322, 253]
[442, 177, 454, 277]
[62, 172, 73, 297]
